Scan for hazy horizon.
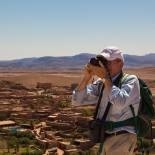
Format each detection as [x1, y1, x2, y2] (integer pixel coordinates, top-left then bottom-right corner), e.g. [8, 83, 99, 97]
[0, 0, 155, 60]
[0, 52, 155, 61]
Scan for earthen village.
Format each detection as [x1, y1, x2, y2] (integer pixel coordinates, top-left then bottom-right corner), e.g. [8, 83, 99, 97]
[0, 71, 155, 155]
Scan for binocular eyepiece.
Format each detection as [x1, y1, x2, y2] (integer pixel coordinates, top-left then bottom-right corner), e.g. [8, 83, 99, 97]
[89, 55, 108, 68]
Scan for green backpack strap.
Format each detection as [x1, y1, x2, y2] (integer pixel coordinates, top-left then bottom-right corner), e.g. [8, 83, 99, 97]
[118, 73, 129, 88]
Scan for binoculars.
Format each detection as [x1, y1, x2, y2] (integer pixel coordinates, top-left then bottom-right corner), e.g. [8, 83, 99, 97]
[89, 55, 108, 68]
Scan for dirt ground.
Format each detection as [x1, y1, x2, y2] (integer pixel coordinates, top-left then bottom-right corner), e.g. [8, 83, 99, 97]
[0, 67, 155, 88]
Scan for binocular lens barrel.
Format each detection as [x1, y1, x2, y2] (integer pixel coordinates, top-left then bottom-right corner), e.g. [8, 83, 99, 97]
[89, 56, 108, 67]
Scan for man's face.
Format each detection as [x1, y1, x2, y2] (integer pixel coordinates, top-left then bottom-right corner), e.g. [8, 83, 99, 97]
[107, 59, 123, 77]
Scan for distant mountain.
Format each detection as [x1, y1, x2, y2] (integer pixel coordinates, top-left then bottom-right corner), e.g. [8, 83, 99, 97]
[124, 53, 155, 67]
[0, 53, 155, 71]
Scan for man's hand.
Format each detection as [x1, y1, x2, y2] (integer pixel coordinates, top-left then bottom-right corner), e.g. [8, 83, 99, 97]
[83, 63, 93, 81]
[76, 64, 93, 91]
[97, 61, 112, 88]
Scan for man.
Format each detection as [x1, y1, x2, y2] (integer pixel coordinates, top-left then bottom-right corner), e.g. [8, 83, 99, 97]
[72, 47, 141, 155]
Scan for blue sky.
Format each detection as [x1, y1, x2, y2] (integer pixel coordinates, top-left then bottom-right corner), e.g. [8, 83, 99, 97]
[0, 0, 155, 60]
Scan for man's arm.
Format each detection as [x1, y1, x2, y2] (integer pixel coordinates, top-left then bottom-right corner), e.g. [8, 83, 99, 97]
[108, 75, 140, 108]
[76, 64, 93, 91]
[72, 65, 102, 106]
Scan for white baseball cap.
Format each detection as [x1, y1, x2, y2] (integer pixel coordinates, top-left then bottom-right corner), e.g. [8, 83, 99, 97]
[99, 46, 124, 62]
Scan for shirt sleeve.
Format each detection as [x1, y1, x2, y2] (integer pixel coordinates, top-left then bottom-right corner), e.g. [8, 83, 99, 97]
[109, 75, 140, 109]
[72, 79, 103, 106]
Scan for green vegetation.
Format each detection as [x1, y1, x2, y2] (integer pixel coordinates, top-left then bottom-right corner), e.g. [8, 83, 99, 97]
[0, 130, 43, 154]
[71, 83, 78, 91]
[81, 109, 94, 117]
[136, 138, 153, 155]
[58, 100, 71, 108]
[152, 80, 155, 84]
[0, 148, 43, 155]
[0, 113, 10, 121]
[15, 119, 39, 126]
[20, 148, 43, 155]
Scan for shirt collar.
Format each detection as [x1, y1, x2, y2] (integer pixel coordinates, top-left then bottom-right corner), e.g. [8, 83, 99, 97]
[112, 72, 122, 83]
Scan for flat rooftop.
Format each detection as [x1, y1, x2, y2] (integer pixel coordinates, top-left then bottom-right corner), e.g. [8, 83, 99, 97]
[0, 120, 16, 126]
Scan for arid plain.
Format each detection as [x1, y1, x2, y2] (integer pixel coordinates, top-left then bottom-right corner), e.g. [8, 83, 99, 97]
[0, 67, 155, 87]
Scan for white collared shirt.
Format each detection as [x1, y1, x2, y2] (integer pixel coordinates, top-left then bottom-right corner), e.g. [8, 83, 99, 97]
[72, 74, 141, 134]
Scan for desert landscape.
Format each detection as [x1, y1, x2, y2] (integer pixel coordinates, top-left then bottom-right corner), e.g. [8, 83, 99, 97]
[1, 0, 155, 154]
[0, 67, 154, 155]
[0, 67, 155, 87]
